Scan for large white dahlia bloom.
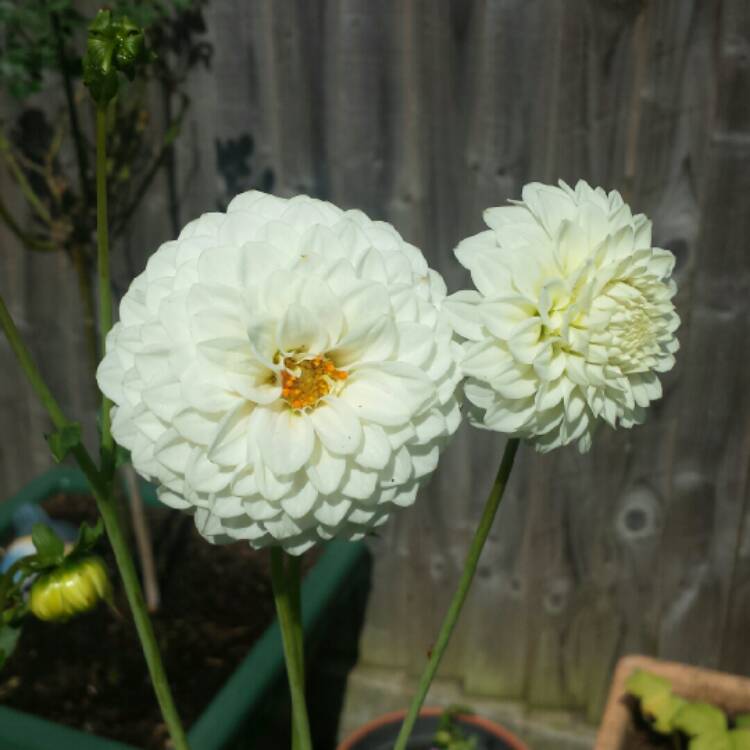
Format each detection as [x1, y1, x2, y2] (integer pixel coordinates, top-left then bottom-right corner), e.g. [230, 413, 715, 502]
[97, 191, 461, 553]
[446, 180, 679, 453]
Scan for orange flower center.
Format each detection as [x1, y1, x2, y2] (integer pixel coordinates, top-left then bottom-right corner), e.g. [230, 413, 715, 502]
[280, 354, 347, 411]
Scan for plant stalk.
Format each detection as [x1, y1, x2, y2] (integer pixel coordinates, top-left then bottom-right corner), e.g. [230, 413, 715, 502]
[71, 244, 99, 391]
[288, 555, 305, 750]
[95, 105, 114, 480]
[0, 293, 190, 750]
[270, 547, 312, 750]
[393, 438, 521, 750]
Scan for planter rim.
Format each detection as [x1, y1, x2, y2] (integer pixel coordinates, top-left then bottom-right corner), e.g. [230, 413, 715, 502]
[0, 467, 367, 750]
[596, 654, 750, 750]
[337, 706, 529, 750]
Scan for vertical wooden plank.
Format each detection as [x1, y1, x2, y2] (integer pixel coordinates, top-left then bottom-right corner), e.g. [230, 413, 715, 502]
[680, 0, 750, 675]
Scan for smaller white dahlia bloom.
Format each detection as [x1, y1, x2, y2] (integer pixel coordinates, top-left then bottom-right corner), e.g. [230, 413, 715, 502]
[97, 191, 461, 554]
[446, 180, 679, 453]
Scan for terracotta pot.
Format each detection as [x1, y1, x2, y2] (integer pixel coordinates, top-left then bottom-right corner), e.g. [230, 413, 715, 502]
[338, 707, 529, 750]
[596, 654, 750, 750]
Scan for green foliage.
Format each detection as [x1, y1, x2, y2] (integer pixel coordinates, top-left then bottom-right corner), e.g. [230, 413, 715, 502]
[45, 422, 82, 462]
[626, 669, 672, 699]
[0, 0, 210, 285]
[0, 0, 83, 98]
[674, 703, 727, 738]
[31, 522, 65, 565]
[690, 731, 732, 750]
[432, 706, 479, 750]
[626, 670, 750, 750]
[626, 669, 686, 733]
[1, 1, 207, 101]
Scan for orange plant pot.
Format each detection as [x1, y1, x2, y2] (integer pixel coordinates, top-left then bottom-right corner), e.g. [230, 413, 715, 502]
[338, 706, 529, 750]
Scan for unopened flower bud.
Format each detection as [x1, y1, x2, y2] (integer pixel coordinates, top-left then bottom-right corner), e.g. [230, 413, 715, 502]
[83, 10, 149, 106]
[29, 556, 111, 622]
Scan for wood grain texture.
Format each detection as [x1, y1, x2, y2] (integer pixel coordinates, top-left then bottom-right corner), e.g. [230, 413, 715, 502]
[1, 0, 748, 723]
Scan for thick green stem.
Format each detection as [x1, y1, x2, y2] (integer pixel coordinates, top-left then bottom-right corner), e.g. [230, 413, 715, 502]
[394, 438, 521, 750]
[288, 555, 305, 750]
[0, 293, 191, 750]
[95, 106, 114, 480]
[71, 245, 99, 395]
[270, 548, 312, 750]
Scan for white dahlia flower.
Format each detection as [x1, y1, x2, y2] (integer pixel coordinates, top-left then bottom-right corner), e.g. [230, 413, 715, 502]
[97, 191, 461, 553]
[446, 180, 679, 453]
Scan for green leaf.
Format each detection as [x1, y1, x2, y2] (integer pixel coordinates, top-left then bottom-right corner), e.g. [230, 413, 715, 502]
[643, 691, 687, 734]
[0, 624, 21, 671]
[70, 519, 104, 557]
[736, 716, 750, 730]
[31, 523, 65, 564]
[625, 669, 673, 700]
[731, 730, 750, 750]
[690, 731, 732, 750]
[675, 703, 728, 738]
[46, 423, 82, 462]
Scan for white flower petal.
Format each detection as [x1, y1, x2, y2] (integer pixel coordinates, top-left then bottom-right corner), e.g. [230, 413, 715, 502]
[451, 179, 678, 453]
[310, 398, 363, 455]
[101, 190, 461, 552]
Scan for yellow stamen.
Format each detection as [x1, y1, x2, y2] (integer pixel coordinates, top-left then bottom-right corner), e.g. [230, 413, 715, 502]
[279, 354, 347, 411]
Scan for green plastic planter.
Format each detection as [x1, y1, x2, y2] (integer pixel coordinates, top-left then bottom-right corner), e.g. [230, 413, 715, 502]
[0, 467, 368, 750]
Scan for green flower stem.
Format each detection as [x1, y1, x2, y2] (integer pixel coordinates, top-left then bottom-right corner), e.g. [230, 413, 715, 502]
[71, 244, 99, 394]
[95, 105, 114, 480]
[0, 293, 191, 750]
[270, 547, 312, 750]
[394, 438, 521, 750]
[288, 555, 305, 750]
[0, 296, 189, 750]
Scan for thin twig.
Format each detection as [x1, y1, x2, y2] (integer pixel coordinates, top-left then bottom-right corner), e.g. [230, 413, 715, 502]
[0, 132, 53, 226]
[123, 464, 161, 612]
[0, 194, 54, 251]
[52, 11, 91, 205]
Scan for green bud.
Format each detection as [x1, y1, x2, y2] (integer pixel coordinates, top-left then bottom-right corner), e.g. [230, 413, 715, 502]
[83, 10, 149, 106]
[29, 556, 111, 622]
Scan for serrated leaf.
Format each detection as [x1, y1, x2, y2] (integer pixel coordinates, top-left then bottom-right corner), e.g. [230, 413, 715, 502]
[675, 703, 728, 737]
[625, 669, 672, 701]
[46, 423, 82, 462]
[736, 717, 750, 730]
[731, 730, 750, 750]
[31, 523, 65, 564]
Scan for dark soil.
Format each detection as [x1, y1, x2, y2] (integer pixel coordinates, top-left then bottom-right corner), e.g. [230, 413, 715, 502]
[0, 492, 316, 749]
[624, 696, 686, 750]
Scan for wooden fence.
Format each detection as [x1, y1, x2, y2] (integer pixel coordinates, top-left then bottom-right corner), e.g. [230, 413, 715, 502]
[1, 0, 748, 724]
